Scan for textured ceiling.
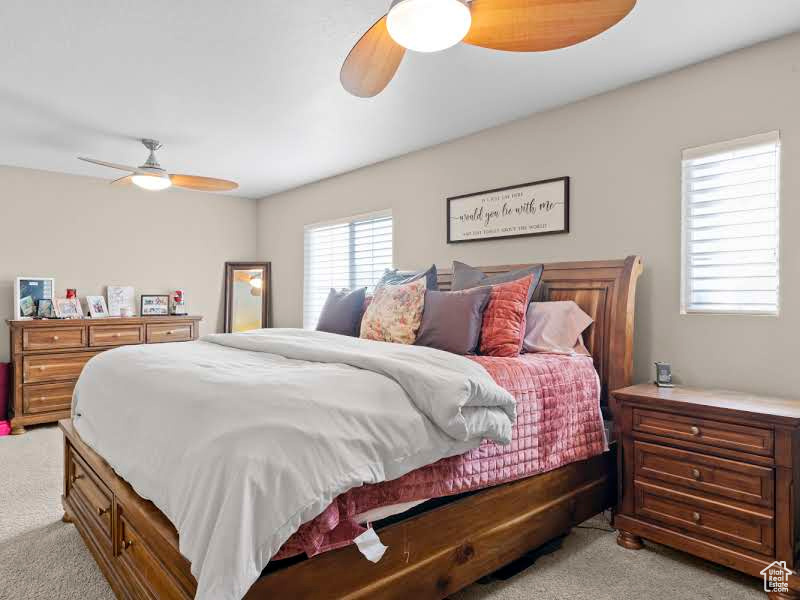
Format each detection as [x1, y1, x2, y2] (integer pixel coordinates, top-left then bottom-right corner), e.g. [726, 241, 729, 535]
[1, 1, 799, 199]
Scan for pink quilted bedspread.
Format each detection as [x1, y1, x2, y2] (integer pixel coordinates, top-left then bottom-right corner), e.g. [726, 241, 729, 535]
[274, 353, 607, 560]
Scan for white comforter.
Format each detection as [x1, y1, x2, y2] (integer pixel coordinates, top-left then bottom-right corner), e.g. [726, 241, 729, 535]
[72, 329, 516, 600]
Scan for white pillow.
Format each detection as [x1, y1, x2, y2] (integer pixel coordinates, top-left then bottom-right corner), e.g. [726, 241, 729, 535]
[522, 301, 592, 355]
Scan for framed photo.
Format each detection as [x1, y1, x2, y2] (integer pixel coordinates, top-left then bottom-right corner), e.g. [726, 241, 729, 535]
[54, 298, 82, 319]
[14, 277, 55, 319]
[86, 295, 109, 319]
[37, 299, 55, 318]
[140, 295, 169, 316]
[447, 176, 569, 244]
[107, 286, 136, 317]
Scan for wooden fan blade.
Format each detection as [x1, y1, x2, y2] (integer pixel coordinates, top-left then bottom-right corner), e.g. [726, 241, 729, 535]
[110, 175, 134, 186]
[169, 174, 239, 192]
[78, 156, 144, 174]
[463, 0, 637, 52]
[340, 15, 406, 98]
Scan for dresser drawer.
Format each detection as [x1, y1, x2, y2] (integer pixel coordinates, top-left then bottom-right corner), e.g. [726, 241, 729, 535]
[68, 448, 113, 540]
[633, 409, 773, 457]
[634, 441, 773, 508]
[635, 480, 774, 556]
[117, 513, 187, 600]
[22, 326, 86, 351]
[23, 381, 74, 415]
[146, 323, 193, 344]
[89, 324, 144, 347]
[23, 352, 98, 383]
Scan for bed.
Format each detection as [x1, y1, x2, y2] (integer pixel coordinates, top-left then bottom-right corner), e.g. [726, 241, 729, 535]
[60, 256, 642, 600]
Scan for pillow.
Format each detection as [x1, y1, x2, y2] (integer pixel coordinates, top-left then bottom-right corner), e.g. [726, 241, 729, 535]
[451, 261, 542, 303]
[523, 301, 593, 355]
[360, 278, 426, 344]
[415, 287, 492, 355]
[479, 274, 534, 357]
[316, 288, 367, 337]
[377, 265, 438, 291]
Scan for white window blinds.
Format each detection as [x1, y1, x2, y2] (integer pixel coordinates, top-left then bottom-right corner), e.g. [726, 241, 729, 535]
[303, 211, 393, 328]
[681, 131, 780, 315]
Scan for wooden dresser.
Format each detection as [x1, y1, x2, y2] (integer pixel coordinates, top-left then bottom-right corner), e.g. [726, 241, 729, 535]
[614, 384, 800, 598]
[6, 316, 202, 434]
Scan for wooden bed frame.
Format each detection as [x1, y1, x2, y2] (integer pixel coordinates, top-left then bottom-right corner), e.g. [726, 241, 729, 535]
[60, 255, 642, 600]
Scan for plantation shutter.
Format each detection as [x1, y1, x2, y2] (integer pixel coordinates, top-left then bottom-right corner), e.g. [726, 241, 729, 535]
[681, 131, 780, 315]
[303, 211, 393, 328]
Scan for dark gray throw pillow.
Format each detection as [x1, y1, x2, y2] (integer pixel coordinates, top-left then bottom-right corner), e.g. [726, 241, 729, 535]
[316, 287, 367, 337]
[415, 287, 492, 355]
[451, 261, 543, 303]
[377, 264, 438, 291]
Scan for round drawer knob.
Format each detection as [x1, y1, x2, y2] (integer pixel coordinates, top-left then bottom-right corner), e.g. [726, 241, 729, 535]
[52, 336, 60, 341]
[114, 333, 121, 338]
[167, 330, 174, 335]
[38, 366, 47, 371]
[97, 506, 110, 517]
[692, 512, 701, 523]
[690, 426, 700, 436]
[691, 468, 701, 480]
[121, 539, 133, 550]
[70, 473, 84, 483]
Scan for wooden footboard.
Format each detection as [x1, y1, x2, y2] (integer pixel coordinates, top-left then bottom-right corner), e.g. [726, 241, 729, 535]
[61, 419, 616, 600]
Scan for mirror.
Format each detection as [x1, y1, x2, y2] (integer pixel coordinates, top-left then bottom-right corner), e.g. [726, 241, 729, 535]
[223, 262, 271, 333]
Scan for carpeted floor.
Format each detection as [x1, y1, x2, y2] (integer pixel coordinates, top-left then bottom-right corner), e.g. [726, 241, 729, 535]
[0, 426, 765, 600]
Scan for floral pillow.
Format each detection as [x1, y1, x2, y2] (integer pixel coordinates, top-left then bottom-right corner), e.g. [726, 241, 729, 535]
[360, 278, 426, 344]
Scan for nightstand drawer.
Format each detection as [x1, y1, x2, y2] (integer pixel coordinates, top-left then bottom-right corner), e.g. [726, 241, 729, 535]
[635, 481, 774, 556]
[23, 326, 86, 351]
[89, 324, 144, 347]
[634, 441, 773, 508]
[633, 409, 773, 457]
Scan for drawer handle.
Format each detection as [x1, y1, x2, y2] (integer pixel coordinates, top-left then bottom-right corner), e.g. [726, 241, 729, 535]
[70, 473, 84, 483]
[113, 333, 122, 338]
[97, 506, 110, 517]
[690, 426, 701, 436]
[166, 330, 175, 335]
[121, 539, 134, 550]
[38, 366, 47, 371]
[692, 512, 701, 523]
[691, 468, 701, 480]
[52, 335, 60, 341]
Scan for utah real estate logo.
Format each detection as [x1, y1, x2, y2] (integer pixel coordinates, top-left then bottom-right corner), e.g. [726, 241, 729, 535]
[761, 560, 792, 594]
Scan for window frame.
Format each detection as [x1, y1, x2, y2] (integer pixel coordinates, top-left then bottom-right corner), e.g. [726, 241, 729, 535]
[303, 209, 393, 329]
[680, 131, 781, 317]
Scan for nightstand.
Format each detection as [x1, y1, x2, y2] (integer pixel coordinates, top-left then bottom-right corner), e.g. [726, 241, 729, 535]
[613, 384, 800, 599]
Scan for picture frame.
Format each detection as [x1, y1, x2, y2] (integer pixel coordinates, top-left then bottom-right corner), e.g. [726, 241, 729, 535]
[140, 294, 170, 316]
[37, 299, 55, 319]
[446, 176, 570, 244]
[54, 297, 82, 320]
[14, 276, 55, 319]
[107, 285, 136, 317]
[86, 295, 110, 319]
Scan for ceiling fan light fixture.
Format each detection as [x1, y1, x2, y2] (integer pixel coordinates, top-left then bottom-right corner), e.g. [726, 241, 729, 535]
[131, 174, 172, 191]
[387, 0, 472, 53]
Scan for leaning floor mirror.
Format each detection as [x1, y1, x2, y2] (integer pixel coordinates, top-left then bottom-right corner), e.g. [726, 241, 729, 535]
[223, 262, 271, 333]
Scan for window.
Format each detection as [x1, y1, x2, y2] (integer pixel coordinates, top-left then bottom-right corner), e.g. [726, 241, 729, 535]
[681, 131, 780, 315]
[303, 211, 393, 328]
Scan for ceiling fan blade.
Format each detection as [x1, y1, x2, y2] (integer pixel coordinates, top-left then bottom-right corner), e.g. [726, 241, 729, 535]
[169, 174, 239, 192]
[110, 175, 134, 186]
[340, 15, 406, 98]
[463, 0, 637, 52]
[78, 156, 145, 174]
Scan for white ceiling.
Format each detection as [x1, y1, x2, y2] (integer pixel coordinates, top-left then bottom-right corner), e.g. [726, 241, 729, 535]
[1, 1, 799, 199]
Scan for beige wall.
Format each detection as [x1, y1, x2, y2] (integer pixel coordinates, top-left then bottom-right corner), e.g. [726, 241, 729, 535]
[257, 33, 800, 399]
[0, 167, 257, 362]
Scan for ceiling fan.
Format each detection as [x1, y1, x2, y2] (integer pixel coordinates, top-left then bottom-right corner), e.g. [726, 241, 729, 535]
[341, 0, 637, 98]
[78, 139, 239, 192]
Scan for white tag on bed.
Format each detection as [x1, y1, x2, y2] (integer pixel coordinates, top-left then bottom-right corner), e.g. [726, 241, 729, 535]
[354, 528, 388, 563]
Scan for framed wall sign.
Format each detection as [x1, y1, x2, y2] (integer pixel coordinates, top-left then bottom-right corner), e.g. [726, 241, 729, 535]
[447, 176, 569, 244]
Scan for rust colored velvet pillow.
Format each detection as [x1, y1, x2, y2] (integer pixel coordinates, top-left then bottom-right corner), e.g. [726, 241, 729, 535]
[479, 274, 534, 357]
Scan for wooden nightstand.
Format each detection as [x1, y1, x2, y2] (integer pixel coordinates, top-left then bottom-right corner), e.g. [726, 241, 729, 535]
[613, 384, 800, 599]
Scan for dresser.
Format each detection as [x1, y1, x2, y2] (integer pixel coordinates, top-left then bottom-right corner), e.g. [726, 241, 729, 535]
[6, 316, 202, 434]
[614, 384, 800, 598]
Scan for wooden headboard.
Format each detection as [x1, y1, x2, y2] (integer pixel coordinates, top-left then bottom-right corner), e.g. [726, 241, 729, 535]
[437, 256, 643, 408]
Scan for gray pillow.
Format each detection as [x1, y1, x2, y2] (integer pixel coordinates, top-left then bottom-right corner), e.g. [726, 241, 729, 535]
[415, 287, 492, 355]
[451, 261, 543, 303]
[316, 288, 367, 337]
[377, 264, 438, 291]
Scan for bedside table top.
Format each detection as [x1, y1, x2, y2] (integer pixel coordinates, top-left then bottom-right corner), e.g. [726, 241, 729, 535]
[614, 383, 800, 425]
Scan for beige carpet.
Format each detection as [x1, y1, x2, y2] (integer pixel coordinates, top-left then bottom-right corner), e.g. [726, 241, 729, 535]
[0, 425, 765, 600]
